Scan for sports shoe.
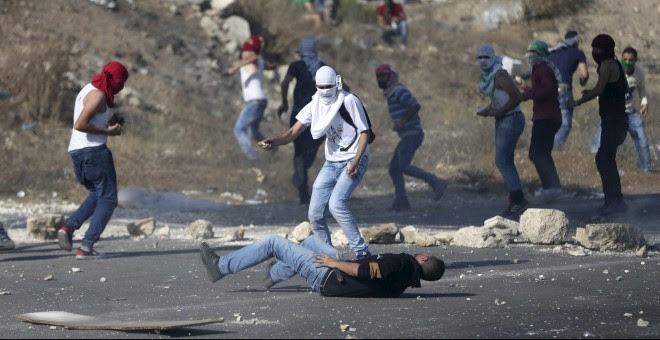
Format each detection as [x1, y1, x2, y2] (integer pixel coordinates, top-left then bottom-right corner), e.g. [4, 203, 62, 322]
[430, 178, 448, 202]
[0, 237, 15, 251]
[75, 246, 103, 260]
[263, 261, 277, 289]
[596, 200, 628, 216]
[58, 226, 73, 252]
[391, 196, 411, 211]
[499, 199, 529, 220]
[200, 242, 224, 283]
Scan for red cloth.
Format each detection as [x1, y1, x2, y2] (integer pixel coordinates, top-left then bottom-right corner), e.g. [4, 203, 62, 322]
[523, 63, 561, 122]
[377, 4, 403, 24]
[241, 35, 262, 54]
[91, 61, 128, 108]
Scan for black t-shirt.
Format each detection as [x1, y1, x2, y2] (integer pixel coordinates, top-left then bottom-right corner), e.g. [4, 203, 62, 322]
[286, 60, 328, 120]
[320, 253, 422, 298]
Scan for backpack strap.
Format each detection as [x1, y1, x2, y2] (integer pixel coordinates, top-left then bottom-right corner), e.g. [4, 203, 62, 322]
[337, 96, 376, 152]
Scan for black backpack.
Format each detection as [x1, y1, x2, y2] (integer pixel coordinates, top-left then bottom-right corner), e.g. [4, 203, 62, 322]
[337, 96, 376, 152]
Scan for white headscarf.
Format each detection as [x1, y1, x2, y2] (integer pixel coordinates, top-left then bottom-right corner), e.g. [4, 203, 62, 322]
[478, 45, 503, 97]
[310, 66, 346, 139]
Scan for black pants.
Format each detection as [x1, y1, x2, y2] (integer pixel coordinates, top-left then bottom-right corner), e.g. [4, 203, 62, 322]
[596, 120, 628, 204]
[529, 119, 562, 189]
[291, 111, 324, 202]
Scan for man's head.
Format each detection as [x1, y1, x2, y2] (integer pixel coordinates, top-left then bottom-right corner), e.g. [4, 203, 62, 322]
[591, 34, 615, 65]
[526, 40, 550, 66]
[375, 64, 394, 89]
[564, 30, 580, 47]
[476, 45, 496, 70]
[385, 0, 395, 11]
[415, 254, 445, 281]
[622, 46, 638, 75]
[315, 66, 339, 103]
[297, 38, 319, 58]
[242, 35, 264, 55]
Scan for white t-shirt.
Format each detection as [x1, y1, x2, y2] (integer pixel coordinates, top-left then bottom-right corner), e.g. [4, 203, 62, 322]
[240, 58, 267, 102]
[296, 93, 371, 162]
[68, 83, 111, 152]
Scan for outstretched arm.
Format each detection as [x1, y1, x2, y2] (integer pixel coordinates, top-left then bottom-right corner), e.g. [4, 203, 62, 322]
[575, 60, 617, 106]
[259, 121, 308, 150]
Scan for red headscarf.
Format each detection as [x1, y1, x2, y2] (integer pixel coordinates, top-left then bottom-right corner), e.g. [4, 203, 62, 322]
[241, 35, 262, 54]
[91, 61, 129, 108]
[375, 64, 403, 98]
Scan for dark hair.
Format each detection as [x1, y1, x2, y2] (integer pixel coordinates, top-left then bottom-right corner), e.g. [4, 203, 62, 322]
[622, 47, 638, 60]
[420, 256, 445, 281]
[565, 31, 578, 39]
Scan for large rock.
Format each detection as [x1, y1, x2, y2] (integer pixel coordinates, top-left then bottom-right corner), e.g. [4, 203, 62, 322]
[153, 226, 170, 238]
[291, 222, 313, 242]
[433, 230, 456, 245]
[331, 229, 349, 246]
[575, 224, 646, 251]
[519, 209, 569, 244]
[399, 226, 417, 244]
[450, 226, 513, 248]
[27, 214, 66, 240]
[414, 232, 437, 247]
[189, 219, 214, 239]
[222, 16, 250, 46]
[126, 217, 156, 237]
[362, 223, 398, 244]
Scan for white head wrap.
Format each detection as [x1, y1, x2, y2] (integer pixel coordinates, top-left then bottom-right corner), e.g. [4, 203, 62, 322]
[310, 66, 346, 139]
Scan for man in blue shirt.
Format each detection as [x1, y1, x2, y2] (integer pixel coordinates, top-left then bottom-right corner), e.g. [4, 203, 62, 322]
[549, 31, 590, 149]
[375, 64, 447, 211]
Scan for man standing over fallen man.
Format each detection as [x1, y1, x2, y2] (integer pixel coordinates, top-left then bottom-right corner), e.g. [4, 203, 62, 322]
[199, 236, 444, 297]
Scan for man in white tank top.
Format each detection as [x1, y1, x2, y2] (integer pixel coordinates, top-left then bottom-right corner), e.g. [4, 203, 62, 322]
[57, 62, 128, 260]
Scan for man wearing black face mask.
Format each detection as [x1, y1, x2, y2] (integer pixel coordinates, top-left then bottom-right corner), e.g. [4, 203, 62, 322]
[592, 47, 651, 172]
[575, 34, 629, 218]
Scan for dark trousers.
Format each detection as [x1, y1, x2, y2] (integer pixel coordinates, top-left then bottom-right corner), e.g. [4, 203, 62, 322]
[596, 120, 628, 204]
[291, 110, 324, 202]
[529, 119, 562, 189]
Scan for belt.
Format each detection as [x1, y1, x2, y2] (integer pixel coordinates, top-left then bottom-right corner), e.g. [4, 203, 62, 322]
[500, 110, 522, 118]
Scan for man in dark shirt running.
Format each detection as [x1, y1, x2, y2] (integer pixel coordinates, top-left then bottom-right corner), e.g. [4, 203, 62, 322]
[199, 235, 444, 298]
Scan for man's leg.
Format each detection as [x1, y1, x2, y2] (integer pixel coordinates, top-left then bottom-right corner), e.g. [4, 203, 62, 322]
[65, 152, 98, 233]
[528, 120, 562, 190]
[80, 147, 118, 251]
[495, 114, 525, 200]
[309, 161, 336, 244]
[249, 99, 268, 142]
[217, 236, 330, 292]
[554, 90, 574, 149]
[596, 121, 627, 205]
[0, 222, 15, 250]
[328, 156, 370, 257]
[396, 20, 408, 46]
[269, 235, 339, 283]
[388, 139, 408, 202]
[234, 101, 259, 161]
[399, 134, 441, 188]
[627, 110, 652, 171]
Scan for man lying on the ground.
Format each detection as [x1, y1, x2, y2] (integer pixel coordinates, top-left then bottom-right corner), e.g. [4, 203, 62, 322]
[199, 235, 444, 298]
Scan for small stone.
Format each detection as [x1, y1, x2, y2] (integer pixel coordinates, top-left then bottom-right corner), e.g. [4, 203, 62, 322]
[615, 276, 623, 281]
[229, 225, 245, 241]
[331, 229, 349, 246]
[567, 248, 588, 256]
[0, 291, 12, 296]
[126, 217, 156, 237]
[637, 318, 649, 327]
[416, 296, 425, 301]
[189, 219, 214, 239]
[624, 313, 633, 317]
[27, 214, 66, 240]
[538, 275, 545, 280]
[348, 327, 356, 332]
[340, 324, 350, 332]
[575, 224, 646, 251]
[512, 259, 519, 264]
[236, 315, 242, 322]
[100, 277, 106, 283]
[636, 245, 648, 258]
[71, 267, 82, 273]
[44, 274, 55, 281]
[602, 269, 609, 274]
[291, 222, 313, 243]
[49, 326, 57, 330]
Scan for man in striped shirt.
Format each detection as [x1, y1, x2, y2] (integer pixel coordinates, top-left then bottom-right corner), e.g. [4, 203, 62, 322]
[376, 64, 447, 211]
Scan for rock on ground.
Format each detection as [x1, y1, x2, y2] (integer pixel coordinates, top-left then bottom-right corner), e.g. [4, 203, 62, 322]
[414, 232, 436, 247]
[275, 227, 290, 238]
[189, 219, 214, 239]
[399, 226, 417, 244]
[575, 224, 646, 251]
[228, 225, 245, 241]
[126, 217, 156, 237]
[433, 230, 456, 245]
[291, 222, 313, 243]
[519, 209, 569, 244]
[331, 229, 349, 246]
[153, 226, 170, 238]
[450, 226, 513, 248]
[483, 216, 520, 235]
[362, 223, 398, 244]
[27, 214, 66, 240]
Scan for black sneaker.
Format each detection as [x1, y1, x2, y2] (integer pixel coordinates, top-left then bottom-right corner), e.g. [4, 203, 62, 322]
[391, 196, 411, 211]
[430, 178, 448, 202]
[263, 261, 277, 289]
[58, 226, 73, 252]
[0, 237, 15, 251]
[499, 199, 529, 220]
[596, 200, 628, 216]
[200, 242, 224, 283]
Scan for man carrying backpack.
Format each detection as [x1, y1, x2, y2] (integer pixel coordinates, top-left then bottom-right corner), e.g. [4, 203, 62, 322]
[260, 66, 374, 259]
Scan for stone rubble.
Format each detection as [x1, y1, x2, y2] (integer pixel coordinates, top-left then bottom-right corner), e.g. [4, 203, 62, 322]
[189, 219, 214, 239]
[450, 226, 513, 248]
[27, 214, 66, 240]
[361, 223, 398, 244]
[575, 224, 646, 251]
[399, 226, 417, 244]
[126, 217, 156, 237]
[519, 209, 568, 244]
[291, 222, 313, 243]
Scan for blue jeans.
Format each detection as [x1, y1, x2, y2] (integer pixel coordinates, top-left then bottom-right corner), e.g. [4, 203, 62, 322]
[382, 20, 408, 45]
[0, 222, 8, 240]
[591, 110, 651, 171]
[219, 235, 334, 292]
[553, 89, 574, 149]
[389, 133, 437, 199]
[234, 99, 267, 161]
[494, 112, 525, 193]
[309, 155, 370, 257]
[66, 145, 118, 249]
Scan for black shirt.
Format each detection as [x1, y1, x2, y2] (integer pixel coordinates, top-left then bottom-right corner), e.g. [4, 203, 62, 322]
[320, 253, 422, 298]
[599, 60, 628, 121]
[286, 60, 328, 124]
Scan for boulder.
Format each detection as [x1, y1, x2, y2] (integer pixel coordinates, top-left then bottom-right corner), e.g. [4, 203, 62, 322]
[450, 226, 513, 248]
[209, 0, 235, 14]
[189, 219, 214, 239]
[331, 229, 349, 246]
[222, 16, 251, 46]
[291, 222, 313, 242]
[433, 230, 456, 245]
[414, 232, 437, 247]
[275, 227, 290, 238]
[27, 214, 65, 240]
[483, 216, 520, 235]
[362, 223, 398, 244]
[399, 226, 417, 244]
[519, 209, 569, 244]
[575, 224, 646, 251]
[126, 217, 156, 237]
[153, 226, 170, 238]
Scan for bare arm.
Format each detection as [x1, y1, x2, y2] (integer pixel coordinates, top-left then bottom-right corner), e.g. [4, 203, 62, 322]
[480, 71, 522, 118]
[393, 103, 420, 131]
[346, 131, 369, 177]
[227, 52, 259, 75]
[73, 90, 121, 136]
[578, 62, 589, 86]
[313, 252, 359, 277]
[278, 74, 294, 118]
[377, 14, 389, 30]
[575, 59, 618, 106]
[259, 121, 308, 150]
[637, 70, 649, 117]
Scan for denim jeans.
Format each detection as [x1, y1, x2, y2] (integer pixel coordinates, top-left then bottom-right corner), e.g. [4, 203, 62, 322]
[494, 112, 525, 193]
[234, 99, 267, 161]
[382, 20, 408, 45]
[592, 110, 651, 171]
[529, 119, 562, 189]
[309, 155, 370, 257]
[553, 89, 574, 149]
[218, 235, 333, 292]
[0, 222, 8, 240]
[67, 145, 118, 249]
[596, 120, 628, 204]
[389, 133, 437, 200]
